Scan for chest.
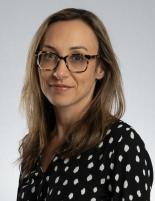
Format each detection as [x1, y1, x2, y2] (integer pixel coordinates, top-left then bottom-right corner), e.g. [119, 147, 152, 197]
[39, 151, 111, 201]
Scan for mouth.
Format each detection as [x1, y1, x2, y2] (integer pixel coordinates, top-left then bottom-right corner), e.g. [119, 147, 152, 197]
[49, 84, 74, 91]
[50, 84, 73, 88]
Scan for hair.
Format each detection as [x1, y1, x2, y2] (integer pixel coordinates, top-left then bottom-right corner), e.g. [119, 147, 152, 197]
[18, 8, 125, 177]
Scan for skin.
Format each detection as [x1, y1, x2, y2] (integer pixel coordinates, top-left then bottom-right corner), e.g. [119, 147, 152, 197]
[38, 20, 104, 170]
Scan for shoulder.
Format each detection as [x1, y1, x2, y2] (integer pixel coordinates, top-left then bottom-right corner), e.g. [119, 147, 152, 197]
[97, 120, 154, 196]
[102, 119, 146, 150]
[97, 119, 153, 174]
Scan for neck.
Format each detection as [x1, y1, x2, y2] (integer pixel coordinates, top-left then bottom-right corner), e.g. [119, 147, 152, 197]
[54, 102, 91, 139]
[54, 106, 84, 138]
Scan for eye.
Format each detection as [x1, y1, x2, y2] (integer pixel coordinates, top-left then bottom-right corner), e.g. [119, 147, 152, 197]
[44, 52, 58, 61]
[69, 54, 85, 62]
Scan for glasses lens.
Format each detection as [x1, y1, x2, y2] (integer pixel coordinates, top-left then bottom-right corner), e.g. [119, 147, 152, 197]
[67, 54, 87, 72]
[38, 52, 58, 70]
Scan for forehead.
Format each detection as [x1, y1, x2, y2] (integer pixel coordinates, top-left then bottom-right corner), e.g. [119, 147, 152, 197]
[42, 19, 99, 53]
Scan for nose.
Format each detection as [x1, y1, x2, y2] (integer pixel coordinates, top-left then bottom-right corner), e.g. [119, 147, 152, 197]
[53, 59, 69, 80]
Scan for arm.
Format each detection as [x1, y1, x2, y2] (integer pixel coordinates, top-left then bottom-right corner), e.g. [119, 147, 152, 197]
[17, 161, 43, 201]
[108, 126, 154, 201]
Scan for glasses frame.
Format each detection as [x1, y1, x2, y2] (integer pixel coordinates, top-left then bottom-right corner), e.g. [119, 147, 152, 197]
[35, 51, 100, 73]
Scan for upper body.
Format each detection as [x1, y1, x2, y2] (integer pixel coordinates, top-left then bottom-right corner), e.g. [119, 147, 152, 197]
[17, 8, 154, 201]
[17, 120, 153, 201]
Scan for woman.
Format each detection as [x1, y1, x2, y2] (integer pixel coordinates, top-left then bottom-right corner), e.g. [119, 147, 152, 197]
[17, 8, 153, 201]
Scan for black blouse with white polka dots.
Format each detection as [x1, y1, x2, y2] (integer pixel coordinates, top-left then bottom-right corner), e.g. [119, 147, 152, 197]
[17, 120, 154, 201]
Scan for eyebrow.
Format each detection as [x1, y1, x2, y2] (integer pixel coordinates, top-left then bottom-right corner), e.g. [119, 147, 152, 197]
[42, 45, 88, 52]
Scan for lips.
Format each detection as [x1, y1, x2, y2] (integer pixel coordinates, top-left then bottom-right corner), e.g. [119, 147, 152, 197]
[49, 83, 74, 92]
[50, 84, 73, 88]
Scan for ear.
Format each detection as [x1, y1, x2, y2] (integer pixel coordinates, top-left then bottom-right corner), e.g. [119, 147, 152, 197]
[95, 64, 104, 80]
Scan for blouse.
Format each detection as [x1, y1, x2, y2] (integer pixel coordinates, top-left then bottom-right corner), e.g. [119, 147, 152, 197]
[17, 120, 154, 201]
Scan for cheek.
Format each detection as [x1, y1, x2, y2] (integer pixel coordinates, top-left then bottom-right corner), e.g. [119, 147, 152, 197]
[76, 71, 97, 92]
[39, 70, 51, 80]
[38, 71, 50, 93]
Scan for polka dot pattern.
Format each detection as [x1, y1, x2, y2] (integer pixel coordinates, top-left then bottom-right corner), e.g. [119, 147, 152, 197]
[17, 120, 153, 201]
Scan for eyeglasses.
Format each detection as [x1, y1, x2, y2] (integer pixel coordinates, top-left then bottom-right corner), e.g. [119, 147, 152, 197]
[36, 51, 100, 73]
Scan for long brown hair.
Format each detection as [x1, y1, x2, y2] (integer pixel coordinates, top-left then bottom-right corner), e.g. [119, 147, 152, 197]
[19, 8, 125, 177]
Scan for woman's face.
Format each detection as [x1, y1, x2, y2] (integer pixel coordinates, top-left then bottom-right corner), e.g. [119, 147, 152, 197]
[38, 19, 104, 110]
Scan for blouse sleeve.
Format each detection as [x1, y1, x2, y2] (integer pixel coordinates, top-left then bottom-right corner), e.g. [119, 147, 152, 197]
[108, 127, 154, 201]
[17, 160, 43, 201]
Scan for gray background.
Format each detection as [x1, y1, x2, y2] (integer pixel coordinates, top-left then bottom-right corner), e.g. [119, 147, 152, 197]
[0, 0, 154, 200]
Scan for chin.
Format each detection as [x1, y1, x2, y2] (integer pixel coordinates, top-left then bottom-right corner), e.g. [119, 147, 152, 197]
[47, 97, 73, 108]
